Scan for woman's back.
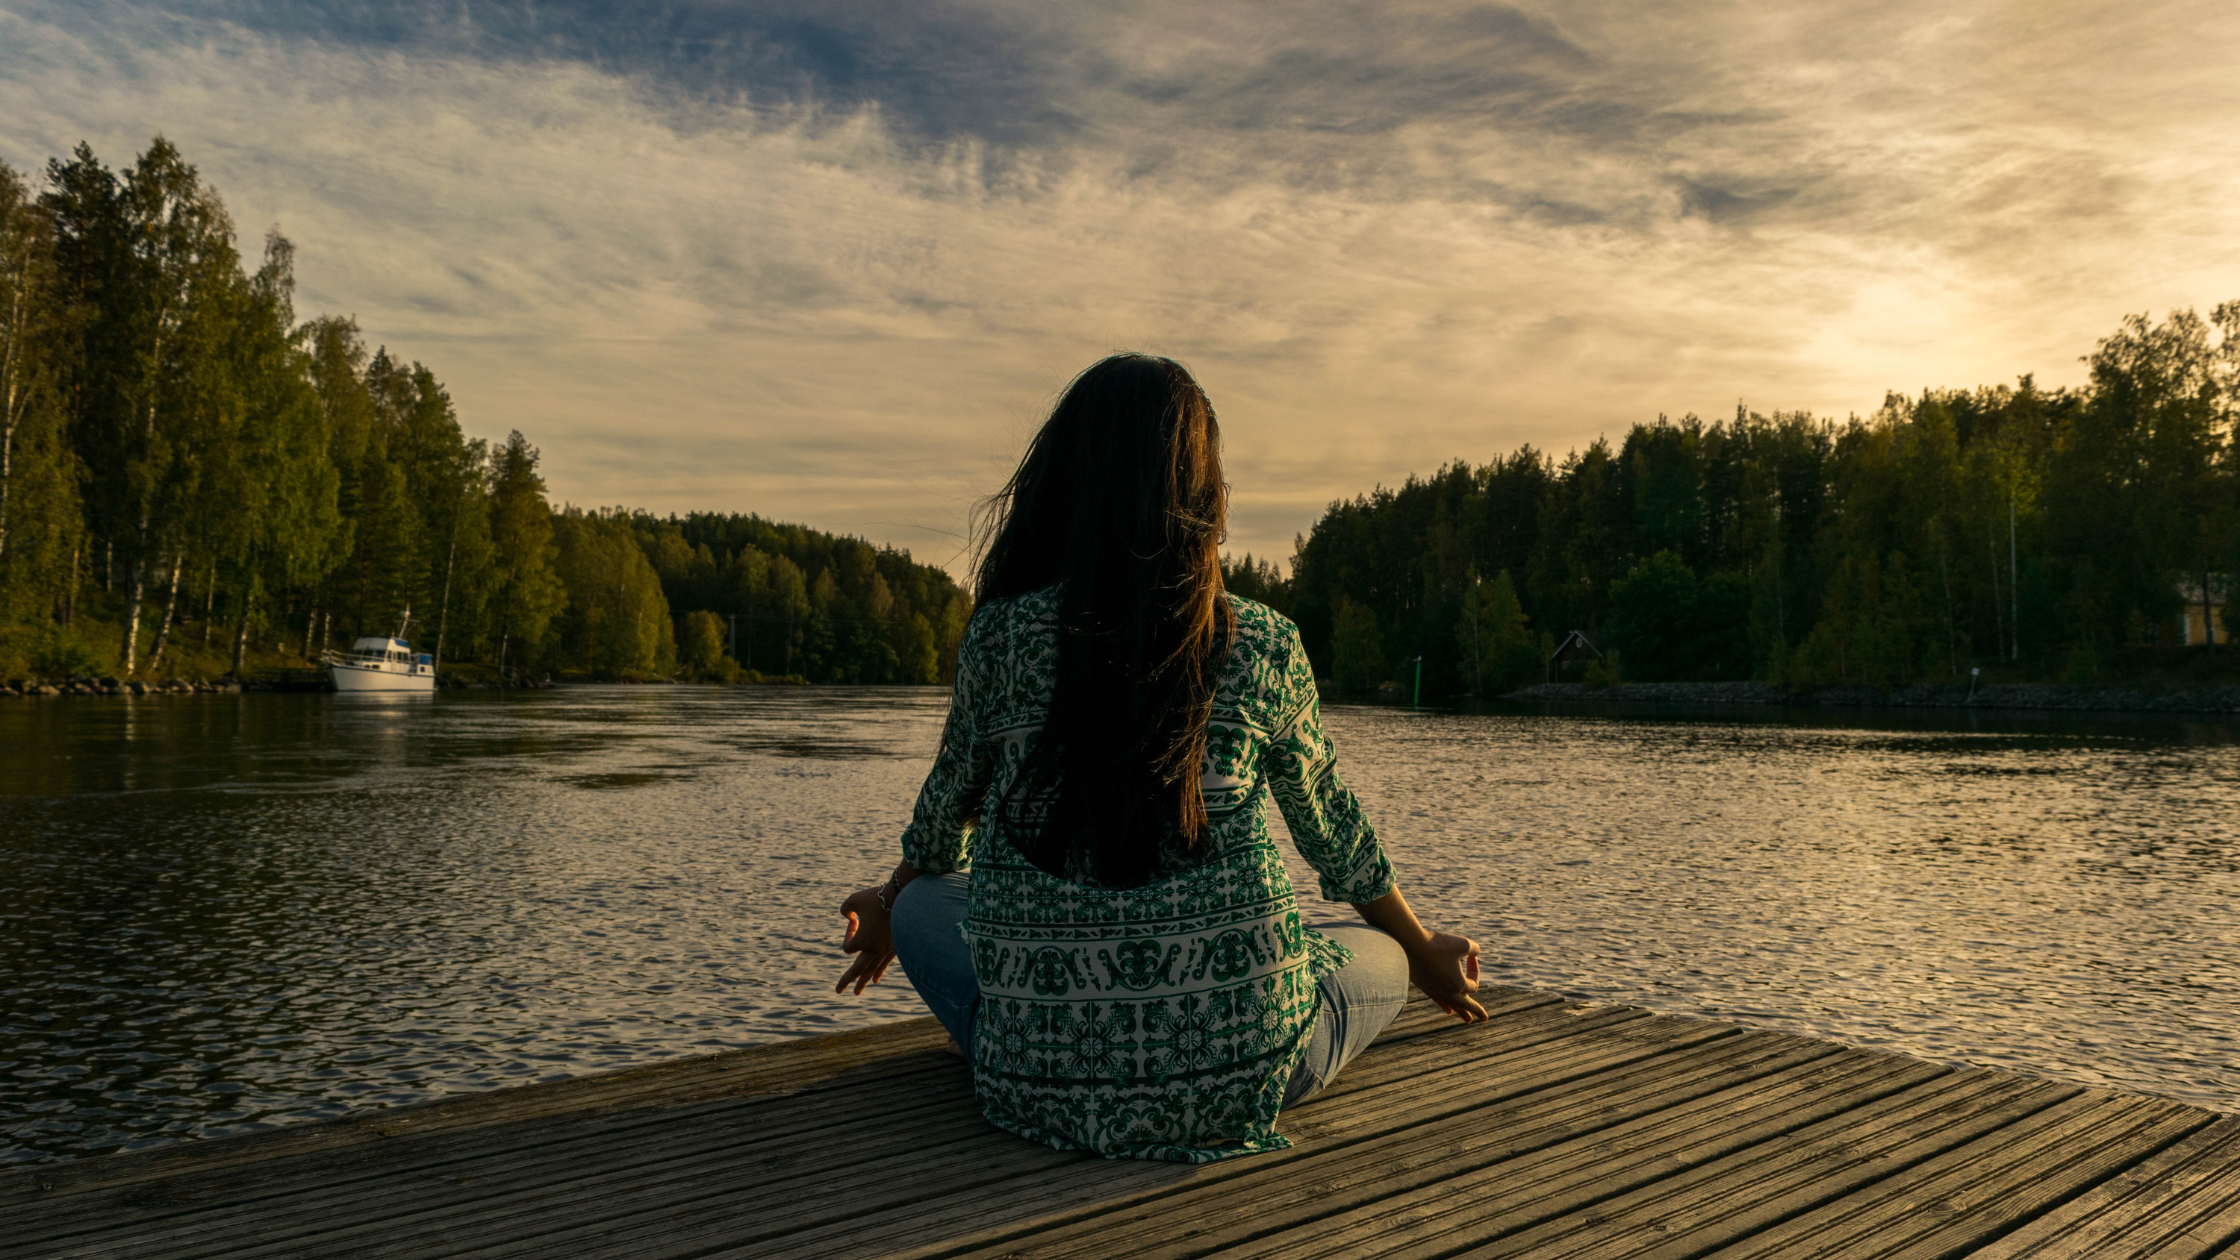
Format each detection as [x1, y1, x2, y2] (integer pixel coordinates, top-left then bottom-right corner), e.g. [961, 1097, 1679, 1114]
[902, 585, 1395, 1161]
[835, 352, 1483, 1166]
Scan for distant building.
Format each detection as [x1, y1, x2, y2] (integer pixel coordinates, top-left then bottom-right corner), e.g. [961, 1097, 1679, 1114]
[2173, 576, 2231, 646]
[1550, 630, 1607, 680]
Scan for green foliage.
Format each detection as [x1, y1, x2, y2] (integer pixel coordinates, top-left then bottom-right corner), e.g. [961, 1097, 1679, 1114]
[1583, 649, 1621, 689]
[0, 138, 967, 685]
[630, 512, 966, 685]
[677, 608, 734, 681]
[551, 508, 675, 677]
[9, 136, 2239, 694]
[0, 159, 79, 628]
[1331, 597, 1383, 694]
[479, 431, 565, 674]
[1606, 553, 1752, 682]
[1280, 310, 2240, 695]
[31, 625, 104, 678]
[1456, 570, 1537, 692]
[1221, 553, 1291, 618]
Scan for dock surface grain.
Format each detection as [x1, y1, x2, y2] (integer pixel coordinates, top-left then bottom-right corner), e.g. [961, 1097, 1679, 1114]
[8, 988, 2239, 1259]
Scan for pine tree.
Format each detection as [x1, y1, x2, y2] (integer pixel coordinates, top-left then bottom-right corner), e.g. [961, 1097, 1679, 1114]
[486, 431, 564, 678]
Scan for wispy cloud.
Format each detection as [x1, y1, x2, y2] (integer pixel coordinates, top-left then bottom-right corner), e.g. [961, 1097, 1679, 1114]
[3, 0, 2237, 570]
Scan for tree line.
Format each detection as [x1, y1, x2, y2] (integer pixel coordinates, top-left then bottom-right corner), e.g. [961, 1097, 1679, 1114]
[1256, 306, 2240, 696]
[0, 138, 967, 684]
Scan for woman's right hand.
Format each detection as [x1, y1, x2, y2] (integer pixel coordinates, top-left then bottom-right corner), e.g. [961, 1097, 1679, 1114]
[1403, 930, 1488, 1022]
[1351, 884, 1490, 1023]
[835, 884, 897, 996]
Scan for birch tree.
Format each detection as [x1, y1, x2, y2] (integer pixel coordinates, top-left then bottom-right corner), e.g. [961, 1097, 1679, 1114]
[44, 140, 238, 675]
[0, 160, 80, 625]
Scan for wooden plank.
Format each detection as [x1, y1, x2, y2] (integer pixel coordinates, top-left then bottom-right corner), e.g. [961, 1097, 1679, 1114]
[1200, 1047, 1963, 1260]
[11, 993, 1534, 1258]
[1428, 1068, 2076, 1260]
[1694, 1094, 2213, 1260]
[776, 1019, 1783, 1260]
[893, 1031, 1841, 1260]
[1, 1016, 949, 1206]
[1964, 1116, 2240, 1259]
[12, 983, 2230, 1260]
[412, 1003, 1653, 1260]
[10, 1042, 974, 1251]
[385, 1005, 1678, 1260]
[15, 1070, 993, 1258]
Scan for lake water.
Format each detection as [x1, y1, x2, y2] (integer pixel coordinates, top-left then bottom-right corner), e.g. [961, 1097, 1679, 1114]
[2, 688, 2236, 1164]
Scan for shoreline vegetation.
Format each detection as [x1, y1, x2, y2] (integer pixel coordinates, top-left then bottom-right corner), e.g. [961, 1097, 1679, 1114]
[1229, 306, 2240, 706]
[0, 139, 970, 689]
[8, 138, 2239, 707]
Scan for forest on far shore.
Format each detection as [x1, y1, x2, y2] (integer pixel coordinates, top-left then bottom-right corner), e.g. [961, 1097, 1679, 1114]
[8, 138, 2236, 699]
[1226, 302, 2240, 698]
[0, 138, 969, 685]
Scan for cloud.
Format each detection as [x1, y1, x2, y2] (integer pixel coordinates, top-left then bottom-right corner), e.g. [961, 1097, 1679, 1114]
[3, 0, 2238, 571]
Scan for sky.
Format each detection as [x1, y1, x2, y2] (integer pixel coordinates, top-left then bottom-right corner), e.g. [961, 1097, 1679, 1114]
[4, 1, 2239, 574]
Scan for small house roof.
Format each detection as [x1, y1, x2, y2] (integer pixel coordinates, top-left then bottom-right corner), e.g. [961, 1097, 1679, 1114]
[1551, 629, 1606, 663]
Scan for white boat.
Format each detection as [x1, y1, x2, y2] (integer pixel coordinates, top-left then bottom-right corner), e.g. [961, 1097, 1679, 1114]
[325, 635, 437, 693]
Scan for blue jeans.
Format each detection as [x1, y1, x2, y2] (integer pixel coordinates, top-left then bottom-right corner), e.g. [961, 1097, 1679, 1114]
[889, 872, 1409, 1108]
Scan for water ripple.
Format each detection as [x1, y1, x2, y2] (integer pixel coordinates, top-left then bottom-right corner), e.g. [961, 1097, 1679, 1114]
[1, 690, 2235, 1164]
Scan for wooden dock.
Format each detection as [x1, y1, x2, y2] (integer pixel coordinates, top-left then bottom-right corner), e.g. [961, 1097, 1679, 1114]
[9, 987, 2240, 1259]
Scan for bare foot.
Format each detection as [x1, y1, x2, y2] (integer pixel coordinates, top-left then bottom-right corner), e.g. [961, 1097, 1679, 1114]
[944, 1038, 965, 1059]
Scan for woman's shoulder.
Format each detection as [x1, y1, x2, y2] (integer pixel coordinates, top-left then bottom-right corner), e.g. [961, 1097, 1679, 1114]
[963, 585, 1061, 637]
[1224, 593, 1303, 652]
[1218, 594, 1310, 713]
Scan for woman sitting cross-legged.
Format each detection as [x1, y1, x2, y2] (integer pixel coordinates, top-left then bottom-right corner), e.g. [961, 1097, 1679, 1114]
[834, 353, 1485, 1163]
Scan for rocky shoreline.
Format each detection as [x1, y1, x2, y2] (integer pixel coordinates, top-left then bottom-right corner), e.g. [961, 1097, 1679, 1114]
[1501, 680, 2240, 715]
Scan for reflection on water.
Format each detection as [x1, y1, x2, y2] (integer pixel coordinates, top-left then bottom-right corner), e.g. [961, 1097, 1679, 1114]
[1, 689, 2235, 1163]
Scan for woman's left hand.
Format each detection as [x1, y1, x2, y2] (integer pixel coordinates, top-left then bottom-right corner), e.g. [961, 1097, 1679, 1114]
[835, 885, 897, 995]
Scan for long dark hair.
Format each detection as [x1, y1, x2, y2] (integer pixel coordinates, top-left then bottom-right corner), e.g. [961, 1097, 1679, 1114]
[975, 354, 1235, 888]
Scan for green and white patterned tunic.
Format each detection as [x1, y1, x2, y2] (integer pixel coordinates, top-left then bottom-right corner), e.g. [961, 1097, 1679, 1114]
[900, 587, 1394, 1163]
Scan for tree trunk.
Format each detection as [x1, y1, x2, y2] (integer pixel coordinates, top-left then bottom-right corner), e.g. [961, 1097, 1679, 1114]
[231, 583, 254, 679]
[497, 627, 510, 685]
[0, 398, 14, 563]
[61, 540, 79, 626]
[201, 560, 217, 649]
[434, 531, 457, 668]
[1986, 519, 2004, 662]
[303, 595, 319, 659]
[147, 550, 184, 672]
[122, 548, 148, 676]
[0, 249, 26, 562]
[2204, 568, 2218, 651]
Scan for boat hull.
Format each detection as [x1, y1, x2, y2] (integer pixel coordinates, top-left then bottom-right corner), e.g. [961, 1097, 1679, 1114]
[329, 662, 436, 693]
